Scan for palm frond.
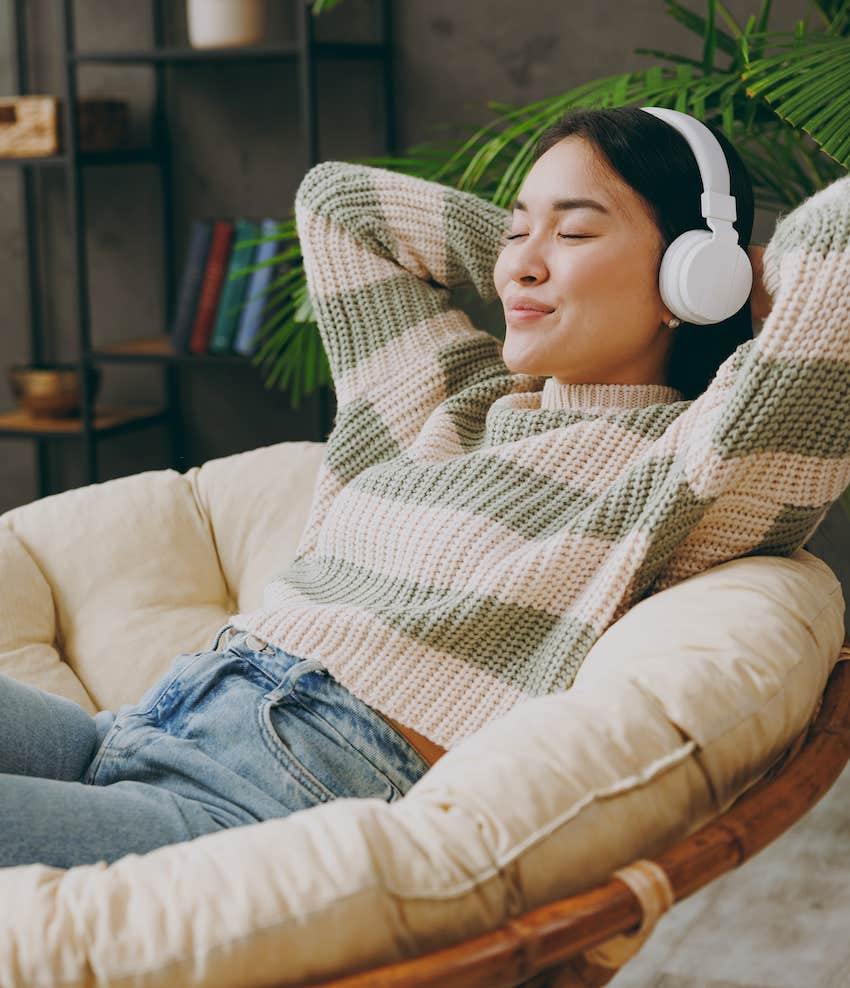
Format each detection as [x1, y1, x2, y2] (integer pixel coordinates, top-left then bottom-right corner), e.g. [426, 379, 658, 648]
[663, 0, 741, 59]
[741, 32, 850, 166]
[306, 0, 347, 15]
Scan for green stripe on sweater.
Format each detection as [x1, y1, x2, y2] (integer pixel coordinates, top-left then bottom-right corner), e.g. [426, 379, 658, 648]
[714, 352, 850, 458]
[282, 553, 599, 694]
[313, 273, 449, 379]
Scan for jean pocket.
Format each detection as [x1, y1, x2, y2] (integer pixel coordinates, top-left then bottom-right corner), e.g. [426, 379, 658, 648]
[257, 689, 403, 804]
[256, 696, 338, 804]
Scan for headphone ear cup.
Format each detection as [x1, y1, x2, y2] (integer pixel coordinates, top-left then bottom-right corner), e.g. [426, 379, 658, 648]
[659, 230, 753, 325]
[658, 230, 713, 324]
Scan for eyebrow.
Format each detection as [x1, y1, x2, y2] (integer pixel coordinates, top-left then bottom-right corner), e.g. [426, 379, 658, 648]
[510, 196, 611, 215]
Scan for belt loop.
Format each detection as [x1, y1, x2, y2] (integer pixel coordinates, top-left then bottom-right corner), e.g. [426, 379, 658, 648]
[263, 657, 330, 705]
[212, 623, 236, 651]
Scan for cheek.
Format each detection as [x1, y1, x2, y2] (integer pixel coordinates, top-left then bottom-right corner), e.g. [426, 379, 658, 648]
[493, 251, 509, 296]
[567, 244, 660, 309]
[544, 251, 617, 305]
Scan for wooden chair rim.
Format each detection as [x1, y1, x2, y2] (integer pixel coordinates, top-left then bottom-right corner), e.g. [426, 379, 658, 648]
[302, 642, 850, 988]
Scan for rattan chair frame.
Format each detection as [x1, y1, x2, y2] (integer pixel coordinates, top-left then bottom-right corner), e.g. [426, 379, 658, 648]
[301, 642, 850, 988]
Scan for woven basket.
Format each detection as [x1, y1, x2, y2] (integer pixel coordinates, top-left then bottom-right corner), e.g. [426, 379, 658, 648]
[0, 95, 129, 156]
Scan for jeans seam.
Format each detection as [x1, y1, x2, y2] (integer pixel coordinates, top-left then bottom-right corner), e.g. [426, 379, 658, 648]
[288, 695, 405, 798]
[367, 705, 434, 774]
[133, 652, 210, 723]
[170, 792, 219, 840]
[82, 717, 125, 785]
[256, 698, 335, 804]
[232, 651, 293, 690]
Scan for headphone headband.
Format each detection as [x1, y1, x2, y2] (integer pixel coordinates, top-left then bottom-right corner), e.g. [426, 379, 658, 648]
[639, 106, 738, 234]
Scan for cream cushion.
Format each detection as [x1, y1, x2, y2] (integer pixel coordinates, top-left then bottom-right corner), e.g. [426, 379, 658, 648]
[0, 440, 844, 988]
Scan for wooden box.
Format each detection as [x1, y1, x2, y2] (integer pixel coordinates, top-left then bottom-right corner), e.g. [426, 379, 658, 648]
[0, 96, 130, 157]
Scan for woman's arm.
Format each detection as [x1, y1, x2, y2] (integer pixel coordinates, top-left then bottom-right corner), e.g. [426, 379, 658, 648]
[294, 161, 512, 415]
[290, 162, 518, 561]
[638, 173, 850, 598]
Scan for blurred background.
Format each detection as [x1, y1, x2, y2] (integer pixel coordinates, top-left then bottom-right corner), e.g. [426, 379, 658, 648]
[0, 0, 816, 514]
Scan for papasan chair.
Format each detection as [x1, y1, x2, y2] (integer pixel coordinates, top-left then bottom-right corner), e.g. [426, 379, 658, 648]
[0, 438, 847, 988]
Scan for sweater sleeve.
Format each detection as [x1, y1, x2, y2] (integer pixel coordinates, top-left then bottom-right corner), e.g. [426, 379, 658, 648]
[290, 161, 514, 560]
[636, 172, 850, 600]
[294, 160, 511, 417]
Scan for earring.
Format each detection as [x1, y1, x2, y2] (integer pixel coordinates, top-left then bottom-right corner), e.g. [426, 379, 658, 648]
[667, 317, 681, 329]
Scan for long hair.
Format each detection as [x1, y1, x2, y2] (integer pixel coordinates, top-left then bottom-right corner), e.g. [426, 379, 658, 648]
[531, 106, 755, 399]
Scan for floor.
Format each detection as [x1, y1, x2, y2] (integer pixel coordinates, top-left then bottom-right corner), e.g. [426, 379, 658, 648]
[608, 760, 850, 987]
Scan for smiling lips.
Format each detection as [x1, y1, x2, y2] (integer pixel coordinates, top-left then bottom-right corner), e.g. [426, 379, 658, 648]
[506, 295, 555, 319]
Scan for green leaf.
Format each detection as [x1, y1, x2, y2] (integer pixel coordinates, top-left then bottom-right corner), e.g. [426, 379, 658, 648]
[702, 0, 718, 73]
[663, 0, 739, 56]
[307, 0, 348, 15]
[742, 33, 850, 166]
[634, 48, 706, 69]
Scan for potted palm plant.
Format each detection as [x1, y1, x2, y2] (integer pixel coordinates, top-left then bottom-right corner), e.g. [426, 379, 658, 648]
[238, 0, 849, 494]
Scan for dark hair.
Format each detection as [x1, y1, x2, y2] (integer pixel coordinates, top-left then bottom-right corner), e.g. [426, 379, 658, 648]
[532, 106, 754, 400]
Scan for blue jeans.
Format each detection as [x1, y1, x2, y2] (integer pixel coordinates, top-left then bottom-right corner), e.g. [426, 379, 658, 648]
[0, 624, 432, 869]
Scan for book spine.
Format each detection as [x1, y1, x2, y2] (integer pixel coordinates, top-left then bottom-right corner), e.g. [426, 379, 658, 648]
[169, 218, 214, 353]
[189, 219, 235, 355]
[209, 219, 260, 354]
[233, 217, 280, 357]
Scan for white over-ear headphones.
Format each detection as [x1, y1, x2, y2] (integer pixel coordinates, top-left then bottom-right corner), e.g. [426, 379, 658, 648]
[639, 106, 753, 325]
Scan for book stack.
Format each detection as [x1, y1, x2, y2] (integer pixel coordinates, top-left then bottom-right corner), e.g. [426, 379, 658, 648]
[169, 216, 282, 357]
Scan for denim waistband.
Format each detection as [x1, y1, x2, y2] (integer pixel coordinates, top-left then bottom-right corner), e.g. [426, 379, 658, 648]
[212, 623, 329, 674]
[213, 623, 276, 655]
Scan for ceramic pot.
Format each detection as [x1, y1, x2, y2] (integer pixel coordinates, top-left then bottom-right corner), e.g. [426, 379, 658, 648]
[186, 0, 267, 49]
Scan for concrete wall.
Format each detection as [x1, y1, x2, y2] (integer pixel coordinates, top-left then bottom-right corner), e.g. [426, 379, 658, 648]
[0, 0, 832, 518]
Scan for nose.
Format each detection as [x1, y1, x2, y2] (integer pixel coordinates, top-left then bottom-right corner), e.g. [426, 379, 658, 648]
[504, 236, 548, 284]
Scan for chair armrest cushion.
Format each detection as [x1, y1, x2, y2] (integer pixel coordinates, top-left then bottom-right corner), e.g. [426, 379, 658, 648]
[0, 440, 327, 711]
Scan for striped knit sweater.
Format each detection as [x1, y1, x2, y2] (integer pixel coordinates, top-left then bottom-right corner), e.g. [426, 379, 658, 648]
[229, 162, 850, 750]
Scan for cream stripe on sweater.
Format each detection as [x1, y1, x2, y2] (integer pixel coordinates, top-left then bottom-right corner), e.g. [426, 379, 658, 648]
[228, 163, 850, 749]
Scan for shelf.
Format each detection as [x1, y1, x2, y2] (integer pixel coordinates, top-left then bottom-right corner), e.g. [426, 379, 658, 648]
[90, 335, 253, 365]
[70, 40, 387, 64]
[79, 148, 159, 166]
[5, 0, 387, 494]
[0, 153, 68, 167]
[0, 404, 167, 439]
[315, 40, 389, 59]
[0, 150, 158, 168]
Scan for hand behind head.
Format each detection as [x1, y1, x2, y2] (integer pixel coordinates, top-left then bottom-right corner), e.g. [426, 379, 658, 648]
[746, 245, 774, 322]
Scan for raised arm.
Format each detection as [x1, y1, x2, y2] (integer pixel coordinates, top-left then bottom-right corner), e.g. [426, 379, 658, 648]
[294, 161, 512, 414]
[290, 162, 518, 560]
[638, 173, 850, 598]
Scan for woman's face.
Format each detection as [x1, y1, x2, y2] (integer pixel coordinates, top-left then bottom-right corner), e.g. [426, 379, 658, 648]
[493, 136, 677, 386]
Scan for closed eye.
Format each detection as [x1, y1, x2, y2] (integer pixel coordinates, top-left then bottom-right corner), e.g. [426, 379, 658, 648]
[505, 234, 592, 240]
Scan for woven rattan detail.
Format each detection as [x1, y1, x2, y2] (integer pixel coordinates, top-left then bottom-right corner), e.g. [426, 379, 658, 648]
[582, 859, 675, 969]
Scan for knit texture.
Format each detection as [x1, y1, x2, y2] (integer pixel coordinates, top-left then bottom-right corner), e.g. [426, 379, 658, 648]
[228, 162, 850, 749]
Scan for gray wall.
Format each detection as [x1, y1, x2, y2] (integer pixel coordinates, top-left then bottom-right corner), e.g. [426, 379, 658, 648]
[0, 0, 834, 520]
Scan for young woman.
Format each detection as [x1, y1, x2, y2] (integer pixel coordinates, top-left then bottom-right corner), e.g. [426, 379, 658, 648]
[3, 107, 846, 870]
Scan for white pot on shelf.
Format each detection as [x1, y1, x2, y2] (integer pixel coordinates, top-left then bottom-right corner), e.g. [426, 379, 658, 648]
[186, 0, 267, 49]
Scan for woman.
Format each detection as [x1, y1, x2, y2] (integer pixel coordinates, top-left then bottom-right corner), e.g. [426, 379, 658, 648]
[3, 107, 845, 870]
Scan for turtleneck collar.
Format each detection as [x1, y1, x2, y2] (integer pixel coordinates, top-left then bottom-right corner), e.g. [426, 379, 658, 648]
[540, 378, 684, 412]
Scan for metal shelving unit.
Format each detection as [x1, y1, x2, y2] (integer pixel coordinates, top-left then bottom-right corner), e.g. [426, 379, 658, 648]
[4, 0, 396, 497]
